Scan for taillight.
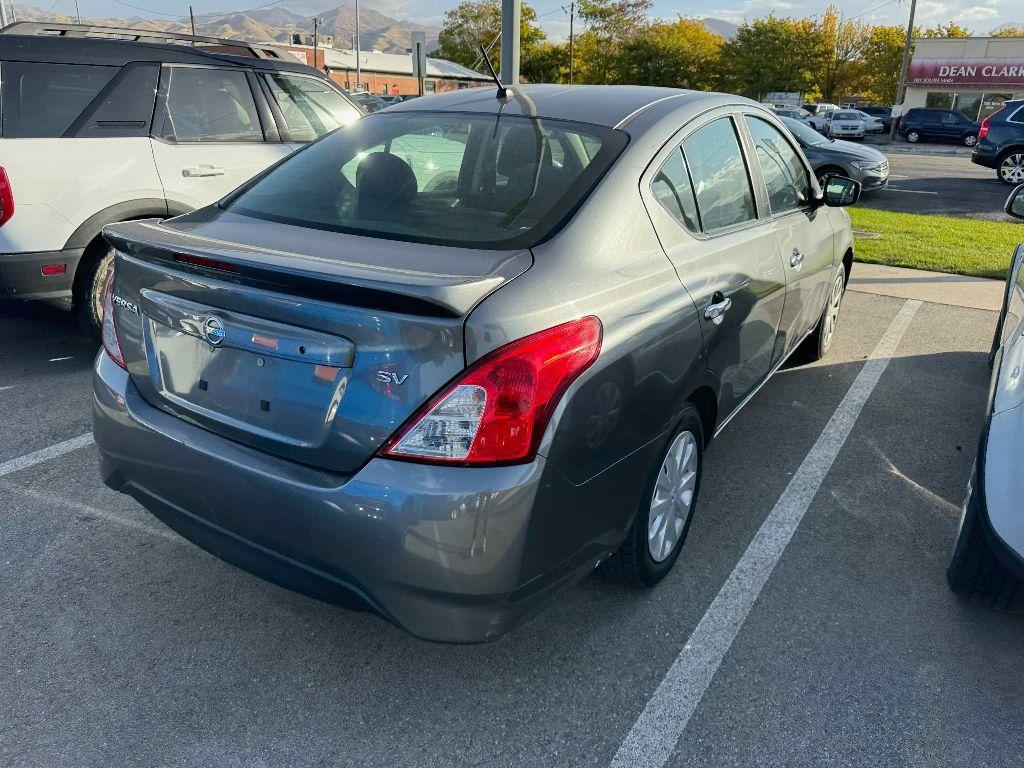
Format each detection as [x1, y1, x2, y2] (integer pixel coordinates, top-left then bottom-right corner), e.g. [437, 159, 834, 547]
[0, 166, 14, 228]
[980, 107, 1002, 140]
[101, 273, 126, 369]
[380, 316, 603, 466]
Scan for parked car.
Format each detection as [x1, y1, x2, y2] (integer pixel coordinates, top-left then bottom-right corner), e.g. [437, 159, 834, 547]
[348, 91, 388, 113]
[858, 105, 894, 132]
[970, 99, 1024, 185]
[819, 109, 867, 139]
[773, 106, 812, 121]
[0, 22, 362, 337]
[804, 102, 838, 116]
[947, 184, 1024, 610]
[780, 117, 889, 191]
[850, 109, 885, 134]
[898, 107, 980, 146]
[94, 85, 860, 643]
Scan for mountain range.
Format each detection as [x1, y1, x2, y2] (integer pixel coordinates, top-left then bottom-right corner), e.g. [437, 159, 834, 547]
[10, 1, 441, 53]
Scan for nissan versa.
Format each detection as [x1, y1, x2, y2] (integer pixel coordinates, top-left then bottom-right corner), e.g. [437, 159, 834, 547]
[93, 85, 860, 642]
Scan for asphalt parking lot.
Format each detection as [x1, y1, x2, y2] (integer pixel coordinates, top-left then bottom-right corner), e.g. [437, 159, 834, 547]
[860, 150, 1013, 221]
[3, 272, 1023, 767]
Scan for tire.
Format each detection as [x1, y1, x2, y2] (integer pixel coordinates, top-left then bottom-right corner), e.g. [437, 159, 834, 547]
[905, 130, 920, 143]
[816, 166, 845, 188]
[997, 151, 1024, 185]
[947, 479, 1022, 611]
[603, 405, 704, 589]
[798, 263, 845, 363]
[963, 133, 978, 147]
[72, 242, 115, 343]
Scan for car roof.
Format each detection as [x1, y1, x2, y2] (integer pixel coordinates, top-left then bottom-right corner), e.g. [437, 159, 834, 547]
[0, 30, 320, 75]
[384, 84, 738, 129]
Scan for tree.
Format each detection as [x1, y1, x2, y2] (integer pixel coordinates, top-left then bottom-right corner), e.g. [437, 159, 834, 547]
[718, 16, 827, 99]
[859, 24, 906, 104]
[814, 5, 868, 101]
[432, 0, 546, 73]
[991, 25, 1024, 37]
[521, 41, 569, 83]
[922, 22, 970, 38]
[573, 0, 652, 84]
[612, 17, 722, 89]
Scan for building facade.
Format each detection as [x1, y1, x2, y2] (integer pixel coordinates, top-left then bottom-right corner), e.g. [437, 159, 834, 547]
[275, 44, 492, 96]
[904, 36, 1024, 121]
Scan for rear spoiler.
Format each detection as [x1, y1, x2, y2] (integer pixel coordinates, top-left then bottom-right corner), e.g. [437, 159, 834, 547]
[102, 219, 531, 318]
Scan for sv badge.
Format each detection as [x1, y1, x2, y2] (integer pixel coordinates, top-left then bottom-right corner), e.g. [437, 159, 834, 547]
[377, 371, 409, 385]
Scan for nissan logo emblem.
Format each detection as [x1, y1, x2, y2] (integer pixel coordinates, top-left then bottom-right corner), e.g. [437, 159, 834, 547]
[202, 316, 227, 347]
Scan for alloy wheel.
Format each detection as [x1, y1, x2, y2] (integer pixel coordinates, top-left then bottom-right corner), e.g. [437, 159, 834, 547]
[821, 270, 844, 351]
[906, 131, 920, 143]
[964, 134, 978, 147]
[648, 430, 698, 563]
[1000, 153, 1024, 185]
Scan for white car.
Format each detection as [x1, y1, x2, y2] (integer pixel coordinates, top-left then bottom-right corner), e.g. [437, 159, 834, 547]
[0, 22, 361, 336]
[850, 109, 886, 134]
[814, 110, 867, 140]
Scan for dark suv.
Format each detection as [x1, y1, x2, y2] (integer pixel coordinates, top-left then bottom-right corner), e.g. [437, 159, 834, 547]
[971, 99, 1024, 185]
[898, 107, 980, 147]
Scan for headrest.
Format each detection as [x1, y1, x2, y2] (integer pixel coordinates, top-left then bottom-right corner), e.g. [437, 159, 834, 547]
[356, 152, 418, 205]
[497, 126, 543, 177]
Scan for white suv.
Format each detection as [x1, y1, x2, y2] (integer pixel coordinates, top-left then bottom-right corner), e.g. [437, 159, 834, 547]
[0, 23, 361, 336]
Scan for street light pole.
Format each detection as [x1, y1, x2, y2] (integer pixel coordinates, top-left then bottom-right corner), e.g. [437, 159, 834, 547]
[499, 0, 520, 85]
[355, 0, 362, 90]
[568, 1, 574, 85]
[312, 17, 321, 71]
[889, 0, 918, 142]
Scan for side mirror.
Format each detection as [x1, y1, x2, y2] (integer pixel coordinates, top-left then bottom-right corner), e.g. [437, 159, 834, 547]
[1006, 184, 1024, 220]
[820, 175, 861, 207]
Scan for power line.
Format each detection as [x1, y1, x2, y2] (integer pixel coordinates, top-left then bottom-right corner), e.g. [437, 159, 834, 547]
[848, 0, 903, 22]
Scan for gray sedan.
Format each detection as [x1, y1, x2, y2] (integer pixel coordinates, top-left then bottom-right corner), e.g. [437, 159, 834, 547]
[93, 86, 859, 642]
[948, 185, 1024, 608]
[781, 116, 890, 191]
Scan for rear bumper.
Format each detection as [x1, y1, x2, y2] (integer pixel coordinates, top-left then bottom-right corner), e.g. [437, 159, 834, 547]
[0, 248, 83, 301]
[971, 143, 1000, 169]
[93, 352, 618, 643]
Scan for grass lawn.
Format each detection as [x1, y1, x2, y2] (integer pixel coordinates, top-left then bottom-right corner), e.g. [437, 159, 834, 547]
[848, 208, 1024, 280]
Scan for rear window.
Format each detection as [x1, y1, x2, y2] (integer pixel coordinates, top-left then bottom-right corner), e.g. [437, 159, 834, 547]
[1, 61, 117, 138]
[227, 112, 627, 249]
[834, 111, 860, 120]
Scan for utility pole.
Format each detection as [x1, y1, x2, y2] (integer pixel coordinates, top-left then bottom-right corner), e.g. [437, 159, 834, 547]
[568, 1, 574, 84]
[889, 0, 918, 142]
[0, 0, 8, 29]
[72, 0, 81, 23]
[499, 0, 520, 85]
[312, 16, 322, 72]
[189, 5, 197, 36]
[354, 0, 362, 90]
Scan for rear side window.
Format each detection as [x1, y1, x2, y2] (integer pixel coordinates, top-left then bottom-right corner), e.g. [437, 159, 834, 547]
[744, 116, 812, 214]
[651, 149, 700, 233]
[157, 67, 263, 143]
[682, 118, 757, 231]
[263, 73, 359, 141]
[227, 112, 627, 249]
[1, 61, 117, 138]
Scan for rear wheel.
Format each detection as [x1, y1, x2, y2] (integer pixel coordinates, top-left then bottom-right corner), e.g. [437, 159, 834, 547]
[948, 479, 1022, 611]
[799, 263, 845, 362]
[997, 151, 1024, 185]
[905, 129, 921, 143]
[72, 242, 115, 342]
[603, 406, 703, 588]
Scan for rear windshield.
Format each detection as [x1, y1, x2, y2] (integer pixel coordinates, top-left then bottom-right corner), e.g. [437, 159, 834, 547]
[227, 112, 627, 249]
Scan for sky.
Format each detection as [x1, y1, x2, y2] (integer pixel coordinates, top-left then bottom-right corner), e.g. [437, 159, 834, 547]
[27, 0, 1023, 39]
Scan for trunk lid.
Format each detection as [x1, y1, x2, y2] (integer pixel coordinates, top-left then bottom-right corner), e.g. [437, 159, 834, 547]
[104, 210, 532, 474]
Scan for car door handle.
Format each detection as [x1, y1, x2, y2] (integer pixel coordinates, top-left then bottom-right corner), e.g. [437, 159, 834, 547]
[790, 249, 805, 270]
[181, 164, 225, 178]
[704, 294, 732, 325]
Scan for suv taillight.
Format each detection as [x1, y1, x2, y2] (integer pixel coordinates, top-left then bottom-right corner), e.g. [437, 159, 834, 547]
[0, 166, 14, 228]
[980, 107, 1003, 140]
[379, 317, 603, 466]
[101, 273, 126, 369]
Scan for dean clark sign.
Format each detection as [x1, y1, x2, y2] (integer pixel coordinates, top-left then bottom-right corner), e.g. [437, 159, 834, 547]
[908, 59, 1024, 87]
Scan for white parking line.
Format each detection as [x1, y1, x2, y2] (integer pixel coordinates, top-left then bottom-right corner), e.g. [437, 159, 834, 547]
[0, 433, 94, 477]
[883, 188, 939, 195]
[610, 299, 922, 768]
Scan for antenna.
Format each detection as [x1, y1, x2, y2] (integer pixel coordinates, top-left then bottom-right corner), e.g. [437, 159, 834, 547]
[479, 44, 511, 101]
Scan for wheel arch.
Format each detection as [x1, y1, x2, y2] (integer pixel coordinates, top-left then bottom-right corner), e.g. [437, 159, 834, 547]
[686, 385, 718, 448]
[842, 247, 853, 287]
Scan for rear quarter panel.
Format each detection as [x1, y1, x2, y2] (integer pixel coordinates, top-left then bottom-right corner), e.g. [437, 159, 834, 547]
[0, 137, 164, 252]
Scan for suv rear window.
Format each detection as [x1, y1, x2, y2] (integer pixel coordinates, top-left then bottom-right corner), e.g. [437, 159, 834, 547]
[227, 112, 628, 249]
[1, 61, 117, 138]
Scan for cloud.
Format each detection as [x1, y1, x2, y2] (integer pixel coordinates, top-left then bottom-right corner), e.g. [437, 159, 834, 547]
[952, 5, 1000, 21]
[702, 0, 801, 25]
[915, 1, 949, 20]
